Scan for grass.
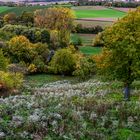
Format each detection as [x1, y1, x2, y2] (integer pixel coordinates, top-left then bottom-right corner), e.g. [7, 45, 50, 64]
[71, 34, 102, 55]
[79, 34, 96, 45]
[25, 74, 76, 88]
[79, 46, 102, 55]
[75, 8, 126, 18]
[0, 6, 14, 13]
[71, 33, 96, 46]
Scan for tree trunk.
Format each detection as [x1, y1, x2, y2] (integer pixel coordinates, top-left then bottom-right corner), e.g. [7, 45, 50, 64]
[124, 84, 130, 101]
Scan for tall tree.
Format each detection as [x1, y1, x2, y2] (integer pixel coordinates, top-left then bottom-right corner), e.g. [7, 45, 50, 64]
[34, 7, 75, 47]
[95, 8, 140, 100]
[3, 12, 17, 24]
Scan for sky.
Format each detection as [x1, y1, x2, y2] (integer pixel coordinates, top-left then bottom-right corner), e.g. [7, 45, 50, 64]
[0, 0, 23, 1]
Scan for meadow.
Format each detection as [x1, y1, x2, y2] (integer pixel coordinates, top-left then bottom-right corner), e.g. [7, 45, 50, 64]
[0, 6, 14, 13]
[74, 8, 126, 19]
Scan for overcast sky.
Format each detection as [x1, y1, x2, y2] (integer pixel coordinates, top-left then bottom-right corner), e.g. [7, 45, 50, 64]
[0, 0, 24, 1]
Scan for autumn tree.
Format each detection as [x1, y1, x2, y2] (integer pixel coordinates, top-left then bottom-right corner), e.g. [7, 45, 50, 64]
[34, 7, 75, 47]
[3, 12, 17, 24]
[8, 36, 34, 63]
[19, 11, 34, 26]
[95, 8, 140, 100]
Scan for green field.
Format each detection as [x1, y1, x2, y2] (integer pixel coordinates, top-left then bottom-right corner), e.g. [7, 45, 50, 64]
[75, 8, 126, 18]
[71, 34, 101, 55]
[0, 6, 14, 13]
[79, 46, 102, 55]
[71, 33, 95, 46]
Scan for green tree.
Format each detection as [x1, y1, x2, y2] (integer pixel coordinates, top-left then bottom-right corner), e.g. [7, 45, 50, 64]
[3, 12, 17, 24]
[8, 36, 34, 63]
[96, 8, 140, 100]
[19, 11, 34, 26]
[48, 47, 77, 75]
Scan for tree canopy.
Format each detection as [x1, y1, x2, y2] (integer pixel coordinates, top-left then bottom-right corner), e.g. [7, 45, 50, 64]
[96, 8, 140, 86]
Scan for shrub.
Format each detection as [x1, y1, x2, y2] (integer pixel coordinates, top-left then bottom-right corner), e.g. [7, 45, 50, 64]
[48, 47, 77, 75]
[33, 42, 49, 62]
[7, 35, 34, 63]
[74, 24, 103, 34]
[93, 32, 104, 47]
[71, 34, 82, 46]
[0, 71, 23, 91]
[0, 49, 8, 71]
[5, 36, 49, 73]
[73, 56, 95, 80]
[32, 56, 47, 73]
[0, 24, 50, 43]
[27, 64, 37, 73]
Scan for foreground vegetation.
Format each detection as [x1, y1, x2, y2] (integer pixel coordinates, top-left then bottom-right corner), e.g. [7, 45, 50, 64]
[0, 78, 140, 139]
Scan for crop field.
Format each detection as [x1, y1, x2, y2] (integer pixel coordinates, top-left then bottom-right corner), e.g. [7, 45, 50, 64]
[75, 19, 113, 28]
[74, 6, 126, 28]
[0, 6, 14, 13]
[72, 33, 96, 46]
[74, 8, 126, 19]
[79, 33, 96, 46]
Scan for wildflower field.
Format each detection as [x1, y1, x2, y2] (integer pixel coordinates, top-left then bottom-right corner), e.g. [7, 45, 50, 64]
[0, 78, 140, 139]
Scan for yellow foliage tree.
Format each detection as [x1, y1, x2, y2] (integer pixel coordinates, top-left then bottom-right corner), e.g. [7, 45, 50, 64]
[34, 7, 75, 47]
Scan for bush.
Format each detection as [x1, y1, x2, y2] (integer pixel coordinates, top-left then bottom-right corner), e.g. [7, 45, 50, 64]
[32, 56, 47, 73]
[71, 34, 82, 46]
[0, 71, 23, 91]
[93, 32, 104, 47]
[48, 46, 77, 75]
[73, 56, 95, 80]
[4, 36, 49, 73]
[0, 49, 8, 71]
[7, 35, 34, 63]
[74, 24, 103, 34]
[0, 24, 50, 43]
